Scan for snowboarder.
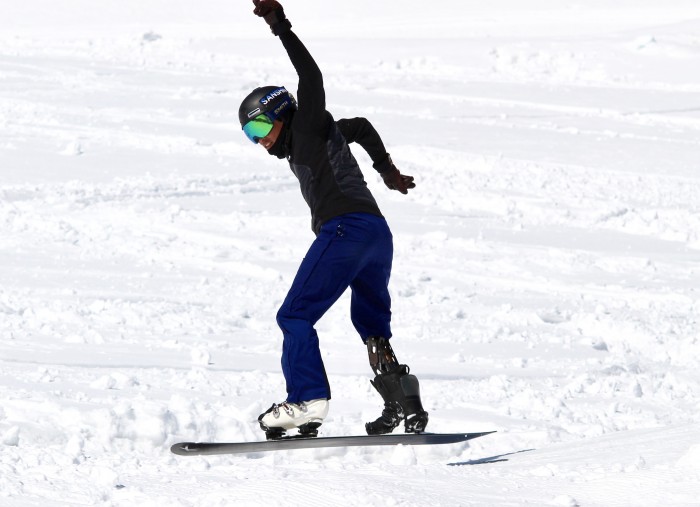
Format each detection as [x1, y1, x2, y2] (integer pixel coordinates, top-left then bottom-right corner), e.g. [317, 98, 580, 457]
[241, 0, 429, 439]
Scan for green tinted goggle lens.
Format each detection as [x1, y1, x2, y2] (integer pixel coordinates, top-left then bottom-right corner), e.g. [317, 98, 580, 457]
[243, 115, 274, 143]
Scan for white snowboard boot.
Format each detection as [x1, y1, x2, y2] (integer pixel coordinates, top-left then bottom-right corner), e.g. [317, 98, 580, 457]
[258, 399, 329, 440]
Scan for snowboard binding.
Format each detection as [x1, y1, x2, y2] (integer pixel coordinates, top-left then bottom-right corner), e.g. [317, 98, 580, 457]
[364, 337, 429, 435]
[260, 421, 322, 440]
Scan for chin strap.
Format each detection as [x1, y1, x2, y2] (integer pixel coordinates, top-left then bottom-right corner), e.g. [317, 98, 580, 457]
[283, 123, 292, 160]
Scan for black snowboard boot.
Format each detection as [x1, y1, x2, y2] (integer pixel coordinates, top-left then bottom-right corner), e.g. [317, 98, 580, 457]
[364, 336, 429, 435]
[366, 364, 429, 435]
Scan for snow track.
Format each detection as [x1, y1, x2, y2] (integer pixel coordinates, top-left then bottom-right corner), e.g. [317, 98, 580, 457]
[1, 0, 700, 505]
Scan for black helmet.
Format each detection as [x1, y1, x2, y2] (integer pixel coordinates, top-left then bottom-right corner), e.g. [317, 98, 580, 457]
[238, 85, 297, 127]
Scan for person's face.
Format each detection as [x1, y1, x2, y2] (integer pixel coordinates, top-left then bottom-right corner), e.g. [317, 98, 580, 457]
[258, 120, 284, 150]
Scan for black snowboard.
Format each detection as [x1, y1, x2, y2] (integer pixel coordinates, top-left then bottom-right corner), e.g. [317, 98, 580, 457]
[171, 431, 495, 456]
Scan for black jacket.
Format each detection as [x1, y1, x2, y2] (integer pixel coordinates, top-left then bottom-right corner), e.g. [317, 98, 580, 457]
[277, 28, 393, 234]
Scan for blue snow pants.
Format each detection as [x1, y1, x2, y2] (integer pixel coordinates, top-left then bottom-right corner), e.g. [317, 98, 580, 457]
[276, 213, 393, 403]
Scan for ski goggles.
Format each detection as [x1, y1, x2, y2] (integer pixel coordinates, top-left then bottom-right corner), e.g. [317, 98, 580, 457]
[242, 114, 274, 144]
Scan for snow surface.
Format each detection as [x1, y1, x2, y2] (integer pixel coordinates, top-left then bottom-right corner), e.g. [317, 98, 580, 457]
[1, 0, 700, 505]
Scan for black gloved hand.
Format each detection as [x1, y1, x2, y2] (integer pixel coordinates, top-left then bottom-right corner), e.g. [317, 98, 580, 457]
[381, 166, 416, 195]
[252, 0, 290, 34]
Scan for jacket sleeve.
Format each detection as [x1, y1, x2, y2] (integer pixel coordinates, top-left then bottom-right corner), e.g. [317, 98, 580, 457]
[277, 29, 326, 131]
[336, 117, 393, 173]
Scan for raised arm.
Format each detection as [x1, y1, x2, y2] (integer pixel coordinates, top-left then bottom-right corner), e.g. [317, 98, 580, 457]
[252, 0, 326, 129]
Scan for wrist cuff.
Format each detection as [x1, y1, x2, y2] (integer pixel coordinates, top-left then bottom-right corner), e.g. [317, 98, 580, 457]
[271, 19, 292, 36]
[373, 154, 393, 174]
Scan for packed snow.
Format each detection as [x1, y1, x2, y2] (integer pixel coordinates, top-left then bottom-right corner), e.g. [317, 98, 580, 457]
[1, 0, 699, 505]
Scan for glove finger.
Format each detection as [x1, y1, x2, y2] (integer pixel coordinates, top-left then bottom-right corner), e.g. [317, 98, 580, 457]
[253, 0, 272, 15]
[395, 178, 408, 194]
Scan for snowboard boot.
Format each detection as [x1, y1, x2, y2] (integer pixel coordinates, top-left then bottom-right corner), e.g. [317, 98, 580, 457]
[364, 337, 429, 435]
[258, 399, 329, 440]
